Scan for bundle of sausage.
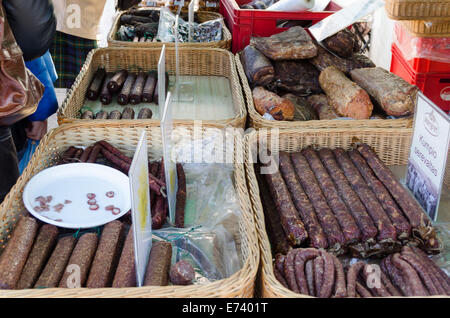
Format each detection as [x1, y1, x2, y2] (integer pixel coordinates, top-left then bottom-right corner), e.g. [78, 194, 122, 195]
[240, 26, 418, 121]
[347, 246, 450, 297]
[258, 144, 439, 259]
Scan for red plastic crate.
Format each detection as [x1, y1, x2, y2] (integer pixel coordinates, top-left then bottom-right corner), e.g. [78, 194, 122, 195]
[391, 43, 450, 112]
[219, 0, 341, 53]
[394, 22, 450, 73]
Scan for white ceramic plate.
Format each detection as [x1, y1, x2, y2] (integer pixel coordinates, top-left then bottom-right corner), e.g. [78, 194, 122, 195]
[23, 163, 131, 229]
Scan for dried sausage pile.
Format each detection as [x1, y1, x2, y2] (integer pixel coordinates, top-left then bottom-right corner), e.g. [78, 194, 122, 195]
[241, 26, 418, 121]
[274, 247, 450, 297]
[0, 215, 195, 290]
[259, 143, 439, 259]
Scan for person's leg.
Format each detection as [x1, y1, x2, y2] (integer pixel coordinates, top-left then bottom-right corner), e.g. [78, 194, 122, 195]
[0, 126, 20, 203]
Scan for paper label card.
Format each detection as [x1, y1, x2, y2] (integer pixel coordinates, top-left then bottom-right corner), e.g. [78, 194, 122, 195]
[129, 130, 152, 287]
[407, 93, 450, 221]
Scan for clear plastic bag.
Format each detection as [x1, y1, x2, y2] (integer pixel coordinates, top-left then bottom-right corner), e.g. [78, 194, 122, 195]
[156, 7, 222, 43]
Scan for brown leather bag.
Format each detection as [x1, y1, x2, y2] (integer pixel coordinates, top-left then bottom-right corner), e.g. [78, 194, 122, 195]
[0, 0, 44, 126]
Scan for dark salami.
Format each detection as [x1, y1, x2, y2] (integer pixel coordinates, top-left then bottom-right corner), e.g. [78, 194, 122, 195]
[313, 256, 324, 297]
[143, 241, 172, 286]
[86, 221, 125, 288]
[348, 149, 411, 240]
[95, 110, 109, 120]
[356, 143, 437, 250]
[34, 236, 76, 288]
[169, 260, 195, 285]
[346, 261, 365, 298]
[293, 248, 320, 295]
[302, 147, 361, 245]
[317, 148, 377, 243]
[81, 110, 94, 119]
[17, 224, 58, 289]
[290, 152, 346, 251]
[381, 254, 409, 296]
[87, 143, 102, 163]
[239, 45, 275, 87]
[391, 253, 428, 296]
[137, 108, 153, 119]
[129, 71, 147, 105]
[175, 163, 186, 228]
[118, 73, 136, 105]
[263, 158, 308, 247]
[62, 146, 78, 163]
[107, 70, 128, 93]
[59, 233, 98, 288]
[271, 60, 321, 96]
[112, 228, 136, 288]
[142, 71, 157, 103]
[100, 73, 114, 105]
[79, 146, 93, 163]
[153, 72, 169, 105]
[0, 217, 38, 289]
[333, 148, 397, 242]
[318, 250, 335, 298]
[284, 249, 300, 293]
[322, 29, 357, 58]
[121, 106, 135, 120]
[255, 165, 291, 255]
[278, 152, 328, 249]
[86, 68, 106, 100]
[108, 110, 122, 120]
[330, 254, 347, 298]
[152, 160, 167, 230]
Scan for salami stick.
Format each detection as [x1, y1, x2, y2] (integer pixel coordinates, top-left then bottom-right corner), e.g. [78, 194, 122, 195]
[348, 149, 411, 240]
[313, 256, 324, 297]
[86, 144, 102, 163]
[293, 248, 320, 295]
[284, 249, 300, 293]
[346, 261, 365, 298]
[17, 224, 58, 289]
[152, 160, 167, 229]
[0, 217, 38, 289]
[391, 253, 428, 296]
[129, 71, 147, 105]
[121, 106, 135, 120]
[79, 146, 93, 162]
[86, 68, 106, 100]
[318, 148, 377, 243]
[362, 264, 391, 297]
[86, 221, 125, 288]
[305, 259, 315, 296]
[108, 110, 122, 120]
[143, 241, 172, 286]
[142, 71, 157, 103]
[318, 250, 335, 298]
[302, 147, 361, 245]
[95, 110, 108, 119]
[263, 157, 308, 246]
[381, 255, 409, 296]
[149, 162, 160, 215]
[34, 236, 76, 288]
[62, 146, 78, 163]
[330, 254, 347, 298]
[256, 166, 291, 255]
[333, 148, 397, 242]
[118, 73, 136, 105]
[175, 163, 186, 228]
[356, 144, 432, 230]
[410, 246, 450, 292]
[290, 152, 345, 251]
[59, 233, 98, 288]
[100, 73, 114, 105]
[112, 228, 136, 288]
[278, 152, 328, 249]
[107, 70, 128, 93]
[137, 108, 153, 119]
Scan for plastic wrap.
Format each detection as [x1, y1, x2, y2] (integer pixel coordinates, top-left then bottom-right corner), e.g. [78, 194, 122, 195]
[156, 7, 222, 43]
[393, 22, 450, 64]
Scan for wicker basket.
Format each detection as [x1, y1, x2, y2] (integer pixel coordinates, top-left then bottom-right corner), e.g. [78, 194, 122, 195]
[57, 47, 247, 128]
[385, 0, 450, 21]
[235, 54, 414, 130]
[399, 19, 450, 37]
[0, 122, 259, 297]
[244, 128, 449, 298]
[107, 8, 231, 50]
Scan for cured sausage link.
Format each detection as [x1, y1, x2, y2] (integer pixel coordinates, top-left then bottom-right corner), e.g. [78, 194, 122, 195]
[391, 253, 428, 296]
[290, 152, 346, 251]
[278, 152, 328, 249]
[348, 149, 411, 240]
[294, 248, 320, 295]
[302, 147, 361, 245]
[317, 148, 377, 243]
[346, 261, 365, 297]
[330, 254, 347, 298]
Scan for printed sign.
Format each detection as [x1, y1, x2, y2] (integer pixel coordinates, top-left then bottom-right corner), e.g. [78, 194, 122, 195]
[129, 130, 152, 287]
[161, 92, 178, 224]
[407, 93, 450, 221]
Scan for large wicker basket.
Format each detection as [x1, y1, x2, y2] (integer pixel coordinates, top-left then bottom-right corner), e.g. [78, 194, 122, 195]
[107, 8, 232, 50]
[399, 19, 450, 37]
[57, 47, 247, 128]
[0, 122, 259, 297]
[235, 55, 414, 130]
[244, 128, 449, 298]
[385, 0, 450, 21]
